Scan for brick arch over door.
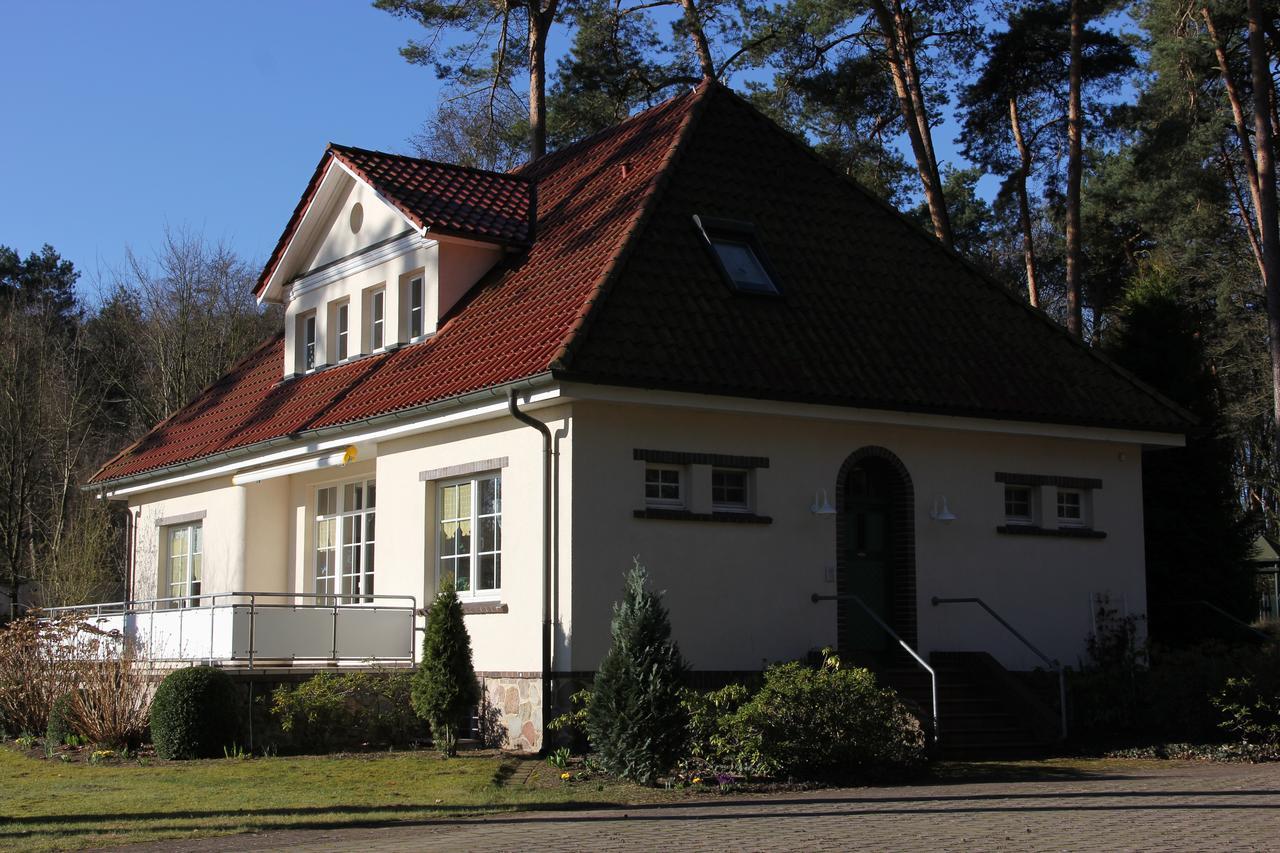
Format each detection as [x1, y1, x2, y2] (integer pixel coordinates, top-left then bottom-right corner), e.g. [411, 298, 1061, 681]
[835, 446, 918, 651]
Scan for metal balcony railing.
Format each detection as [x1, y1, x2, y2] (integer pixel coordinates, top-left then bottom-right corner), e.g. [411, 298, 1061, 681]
[43, 591, 417, 668]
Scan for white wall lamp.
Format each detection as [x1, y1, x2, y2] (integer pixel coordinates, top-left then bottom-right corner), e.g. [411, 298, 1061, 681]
[810, 489, 836, 516]
[930, 495, 957, 523]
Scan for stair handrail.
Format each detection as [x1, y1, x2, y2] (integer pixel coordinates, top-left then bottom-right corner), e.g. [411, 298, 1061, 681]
[811, 592, 938, 743]
[931, 596, 1067, 740]
[1151, 599, 1274, 645]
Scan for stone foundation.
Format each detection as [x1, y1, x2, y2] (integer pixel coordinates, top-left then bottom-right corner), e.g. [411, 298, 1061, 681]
[479, 674, 543, 752]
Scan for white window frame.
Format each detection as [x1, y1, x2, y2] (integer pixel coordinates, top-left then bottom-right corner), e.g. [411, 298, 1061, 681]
[335, 301, 350, 361]
[436, 473, 502, 599]
[644, 464, 685, 508]
[164, 521, 202, 608]
[711, 467, 751, 512]
[314, 478, 377, 603]
[407, 276, 425, 340]
[1003, 484, 1035, 525]
[1056, 488, 1087, 528]
[369, 288, 386, 352]
[300, 312, 317, 372]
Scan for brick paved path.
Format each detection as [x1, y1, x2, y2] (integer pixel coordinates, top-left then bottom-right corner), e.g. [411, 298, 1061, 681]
[117, 760, 1280, 852]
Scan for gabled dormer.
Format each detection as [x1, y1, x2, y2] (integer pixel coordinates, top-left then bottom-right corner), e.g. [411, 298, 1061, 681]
[255, 144, 534, 378]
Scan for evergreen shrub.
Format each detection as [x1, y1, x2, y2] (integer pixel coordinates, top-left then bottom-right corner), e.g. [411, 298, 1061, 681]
[412, 580, 479, 756]
[271, 670, 421, 752]
[586, 561, 688, 784]
[46, 692, 78, 746]
[150, 666, 239, 759]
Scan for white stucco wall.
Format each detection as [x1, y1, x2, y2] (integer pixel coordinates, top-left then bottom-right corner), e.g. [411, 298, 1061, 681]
[123, 391, 1158, 678]
[126, 402, 569, 674]
[567, 399, 1150, 673]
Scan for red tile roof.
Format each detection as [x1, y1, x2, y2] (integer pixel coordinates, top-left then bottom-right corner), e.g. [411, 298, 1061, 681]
[91, 82, 1188, 486]
[92, 85, 705, 484]
[254, 145, 534, 298]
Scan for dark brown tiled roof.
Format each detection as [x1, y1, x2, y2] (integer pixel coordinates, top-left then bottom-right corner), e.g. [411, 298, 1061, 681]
[91, 83, 1187, 486]
[554, 87, 1191, 434]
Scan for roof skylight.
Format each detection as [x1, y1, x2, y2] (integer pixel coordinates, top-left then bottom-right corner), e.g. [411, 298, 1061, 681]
[693, 215, 780, 295]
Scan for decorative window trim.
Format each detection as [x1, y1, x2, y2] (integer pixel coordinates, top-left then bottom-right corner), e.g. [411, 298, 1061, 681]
[436, 473, 502, 600]
[154, 510, 206, 528]
[997, 524, 1107, 540]
[994, 472, 1102, 490]
[633, 508, 772, 524]
[633, 449, 769, 469]
[418, 600, 508, 616]
[419, 457, 508, 482]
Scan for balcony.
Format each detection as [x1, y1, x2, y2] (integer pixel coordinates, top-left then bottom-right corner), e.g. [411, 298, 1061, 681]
[44, 592, 417, 669]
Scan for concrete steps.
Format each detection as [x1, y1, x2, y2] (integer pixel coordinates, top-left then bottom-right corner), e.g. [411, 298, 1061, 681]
[881, 652, 1060, 759]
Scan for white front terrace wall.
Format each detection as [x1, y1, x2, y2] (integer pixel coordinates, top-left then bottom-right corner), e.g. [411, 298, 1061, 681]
[567, 398, 1152, 674]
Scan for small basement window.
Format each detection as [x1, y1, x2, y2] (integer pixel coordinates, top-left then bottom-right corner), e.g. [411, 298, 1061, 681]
[1004, 485, 1034, 525]
[644, 465, 683, 508]
[693, 215, 780, 295]
[712, 468, 750, 512]
[1057, 488, 1086, 527]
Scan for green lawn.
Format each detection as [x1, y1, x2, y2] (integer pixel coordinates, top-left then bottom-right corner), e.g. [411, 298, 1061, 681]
[0, 747, 668, 850]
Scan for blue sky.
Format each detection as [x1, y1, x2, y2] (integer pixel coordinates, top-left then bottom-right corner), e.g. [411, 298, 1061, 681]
[1, 2, 988, 301]
[0, 2, 436, 297]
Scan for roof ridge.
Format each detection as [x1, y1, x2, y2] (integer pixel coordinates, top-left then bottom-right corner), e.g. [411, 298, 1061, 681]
[330, 142, 535, 184]
[707, 85, 1195, 430]
[548, 79, 716, 372]
[516, 85, 704, 180]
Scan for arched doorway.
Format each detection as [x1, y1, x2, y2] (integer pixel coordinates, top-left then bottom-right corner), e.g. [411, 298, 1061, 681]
[835, 447, 917, 662]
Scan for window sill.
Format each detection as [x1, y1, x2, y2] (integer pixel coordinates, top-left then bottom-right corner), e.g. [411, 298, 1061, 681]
[634, 508, 772, 524]
[996, 524, 1106, 540]
[418, 600, 507, 616]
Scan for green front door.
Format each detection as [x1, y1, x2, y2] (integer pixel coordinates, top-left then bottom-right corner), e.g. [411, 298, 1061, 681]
[843, 465, 892, 654]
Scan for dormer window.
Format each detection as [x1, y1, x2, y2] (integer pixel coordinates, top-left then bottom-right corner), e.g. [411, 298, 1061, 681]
[369, 288, 385, 351]
[299, 312, 317, 372]
[408, 276, 424, 339]
[693, 215, 780, 295]
[334, 302, 350, 362]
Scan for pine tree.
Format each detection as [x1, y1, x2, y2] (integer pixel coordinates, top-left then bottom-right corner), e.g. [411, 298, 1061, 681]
[412, 580, 479, 757]
[586, 561, 687, 784]
[1104, 266, 1257, 640]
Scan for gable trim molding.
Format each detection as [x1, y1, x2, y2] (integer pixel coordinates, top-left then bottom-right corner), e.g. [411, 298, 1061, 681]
[419, 457, 510, 482]
[287, 229, 422, 301]
[561, 382, 1185, 447]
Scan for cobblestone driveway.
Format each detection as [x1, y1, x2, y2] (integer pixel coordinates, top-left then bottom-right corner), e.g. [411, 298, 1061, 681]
[118, 760, 1280, 852]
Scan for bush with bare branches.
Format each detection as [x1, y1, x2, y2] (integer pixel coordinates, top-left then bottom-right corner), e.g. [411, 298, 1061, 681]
[0, 616, 81, 735]
[68, 632, 152, 748]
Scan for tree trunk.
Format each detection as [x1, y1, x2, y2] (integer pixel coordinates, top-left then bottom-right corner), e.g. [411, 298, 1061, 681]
[1009, 96, 1041, 307]
[1248, 0, 1280, 448]
[869, 0, 952, 248]
[1065, 0, 1084, 338]
[527, 2, 554, 161]
[677, 0, 716, 80]
[1203, 8, 1264, 225]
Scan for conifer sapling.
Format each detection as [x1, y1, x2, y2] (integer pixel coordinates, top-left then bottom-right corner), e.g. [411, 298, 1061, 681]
[411, 579, 480, 756]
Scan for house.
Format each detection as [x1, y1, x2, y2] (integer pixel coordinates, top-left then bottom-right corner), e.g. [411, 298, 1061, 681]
[82, 81, 1190, 752]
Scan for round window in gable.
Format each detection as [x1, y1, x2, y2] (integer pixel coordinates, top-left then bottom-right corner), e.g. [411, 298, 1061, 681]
[349, 202, 364, 235]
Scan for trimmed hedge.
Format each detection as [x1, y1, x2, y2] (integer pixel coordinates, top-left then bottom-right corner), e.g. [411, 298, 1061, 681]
[150, 666, 240, 759]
